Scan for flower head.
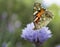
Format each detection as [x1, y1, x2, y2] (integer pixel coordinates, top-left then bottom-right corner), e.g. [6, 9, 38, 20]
[2, 42, 7, 47]
[55, 44, 60, 47]
[21, 22, 52, 43]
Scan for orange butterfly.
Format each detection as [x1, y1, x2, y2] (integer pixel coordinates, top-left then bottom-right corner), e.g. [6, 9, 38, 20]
[34, 8, 46, 23]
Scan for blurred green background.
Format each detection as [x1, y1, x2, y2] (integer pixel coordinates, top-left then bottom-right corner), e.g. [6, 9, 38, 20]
[0, 0, 60, 47]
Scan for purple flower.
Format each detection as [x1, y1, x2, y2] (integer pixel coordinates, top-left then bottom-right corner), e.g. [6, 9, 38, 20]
[2, 42, 7, 47]
[21, 22, 52, 43]
[55, 44, 60, 47]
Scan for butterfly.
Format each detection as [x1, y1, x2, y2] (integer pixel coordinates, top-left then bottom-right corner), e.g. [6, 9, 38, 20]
[33, 3, 53, 29]
[33, 3, 46, 24]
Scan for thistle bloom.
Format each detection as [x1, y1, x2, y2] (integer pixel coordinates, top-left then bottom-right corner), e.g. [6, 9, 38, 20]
[55, 44, 60, 47]
[21, 22, 52, 43]
[2, 42, 7, 47]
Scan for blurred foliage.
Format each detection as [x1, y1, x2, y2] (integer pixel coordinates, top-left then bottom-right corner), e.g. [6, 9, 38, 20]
[0, 0, 60, 47]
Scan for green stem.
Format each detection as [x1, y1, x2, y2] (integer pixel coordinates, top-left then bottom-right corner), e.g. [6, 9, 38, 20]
[34, 43, 41, 47]
[35, 44, 40, 47]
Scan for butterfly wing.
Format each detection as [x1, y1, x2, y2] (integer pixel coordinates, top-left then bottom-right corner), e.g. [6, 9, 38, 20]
[34, 9, 45, 23]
